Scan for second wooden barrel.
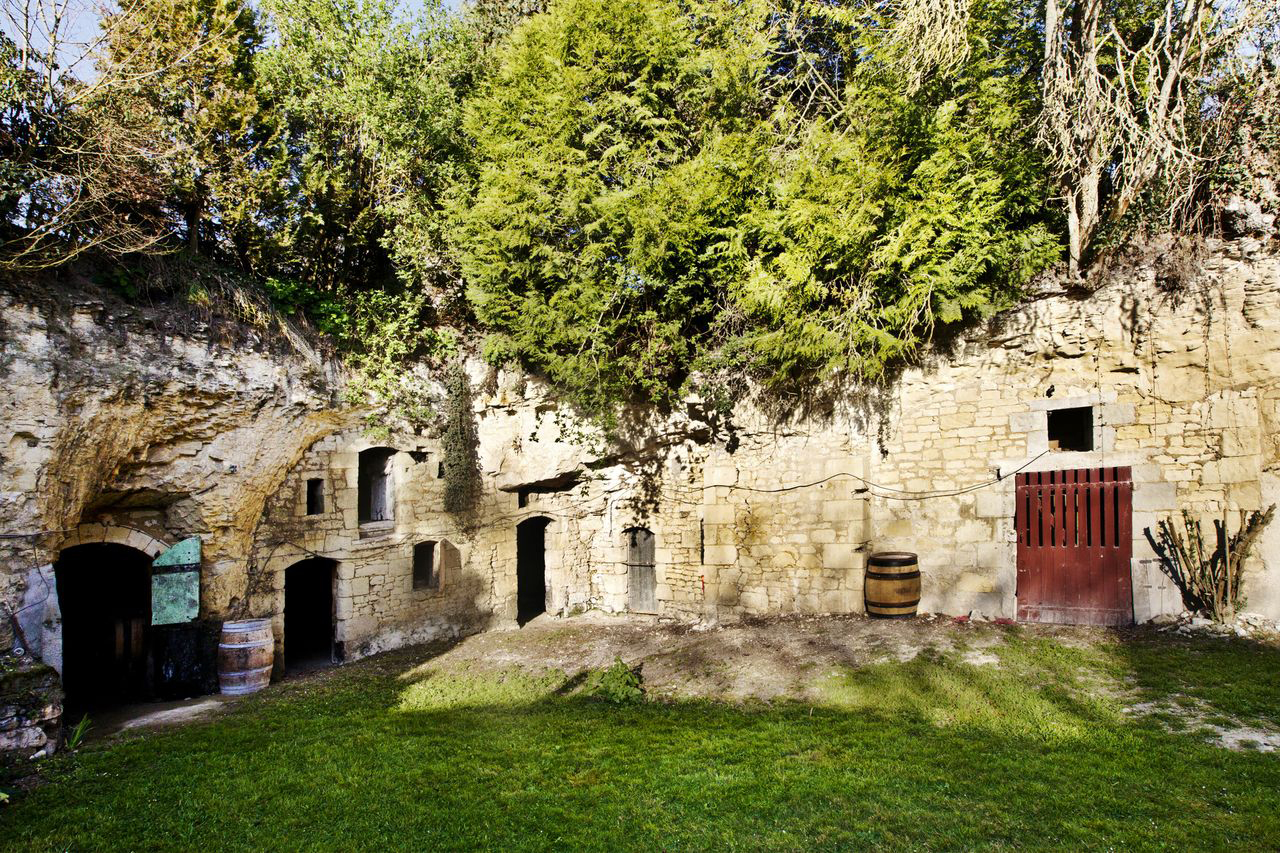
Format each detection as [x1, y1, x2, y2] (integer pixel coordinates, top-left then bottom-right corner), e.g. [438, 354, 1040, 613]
[218, 618, 274, 695]
[865, 552, 921, 619]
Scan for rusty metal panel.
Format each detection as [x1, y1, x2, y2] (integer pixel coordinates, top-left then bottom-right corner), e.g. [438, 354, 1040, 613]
[1016, 466, 1133, 626]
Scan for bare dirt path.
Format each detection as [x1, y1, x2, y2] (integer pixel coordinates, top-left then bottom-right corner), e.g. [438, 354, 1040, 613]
[411, 612, 1107, 703]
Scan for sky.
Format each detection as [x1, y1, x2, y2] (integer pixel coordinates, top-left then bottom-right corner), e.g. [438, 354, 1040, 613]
[3, 0, 467, 83]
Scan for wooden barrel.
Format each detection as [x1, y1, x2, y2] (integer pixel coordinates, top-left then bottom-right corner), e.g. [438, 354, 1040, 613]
[218, 619, 274, 695]
[865, 552, 921, 619]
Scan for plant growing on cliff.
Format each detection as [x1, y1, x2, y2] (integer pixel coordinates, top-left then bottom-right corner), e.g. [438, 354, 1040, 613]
[338, 289, 455, 437]
[1150, 504, 1276, 620]
[441, 360, 482, 513]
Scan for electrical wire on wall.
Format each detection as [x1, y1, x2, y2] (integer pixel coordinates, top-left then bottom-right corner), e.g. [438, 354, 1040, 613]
[491, 448, 1055, 524]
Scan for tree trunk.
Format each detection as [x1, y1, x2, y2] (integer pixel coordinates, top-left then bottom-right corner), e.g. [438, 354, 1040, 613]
[186, 198, 201, 256]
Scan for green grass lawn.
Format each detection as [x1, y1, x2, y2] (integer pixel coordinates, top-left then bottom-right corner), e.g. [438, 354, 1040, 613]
[2, 628, 1278, 851]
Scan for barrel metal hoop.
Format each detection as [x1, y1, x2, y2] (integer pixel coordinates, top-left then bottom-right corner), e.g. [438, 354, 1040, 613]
[864, 570, 921, 581]
[867, 552, 918, 567]
[864, 598, 921, 609]
[220, 665, 273, 677]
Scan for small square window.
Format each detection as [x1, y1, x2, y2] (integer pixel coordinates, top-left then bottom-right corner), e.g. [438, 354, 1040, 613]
[1047, 406, 1093, 452]
[306, 478, 325, 515]
[413, 541, 438, 590]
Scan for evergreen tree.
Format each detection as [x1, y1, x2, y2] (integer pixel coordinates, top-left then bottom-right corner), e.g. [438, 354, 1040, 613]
[257, 0, 478, 297]
[98, 0, 274, 260]
[453, 0, 1059, 410]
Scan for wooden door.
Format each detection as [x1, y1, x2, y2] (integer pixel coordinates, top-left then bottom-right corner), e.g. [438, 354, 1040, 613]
[1015, 467, 1134, 626]
[625, 528, 656, 613]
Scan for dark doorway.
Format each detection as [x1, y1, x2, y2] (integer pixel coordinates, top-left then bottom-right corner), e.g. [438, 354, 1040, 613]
[1015, 467, 1134, 625]
[516, 518, 550, 625]
[54, 543, 154, 717]
[284, 558, 335, 672]
[625, 527, 657, 612]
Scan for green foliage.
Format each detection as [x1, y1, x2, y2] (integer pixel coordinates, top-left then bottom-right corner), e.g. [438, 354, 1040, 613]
[64, 715, 92, 751]
[453, 0, 771, 416]
[455, 0, 1060, 414]
[580, 656, 645, 704]
[441, 361, 483, 513]
[336, 288, 456, 436]
[99, 0, 274, 258]
[260, 277, 349, 338]
[726, 0, 1060, 385]
[257, 0, 478, 297]
[8, 0, 1265, 416]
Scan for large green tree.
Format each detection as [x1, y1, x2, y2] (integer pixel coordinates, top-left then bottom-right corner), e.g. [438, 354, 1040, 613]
[454, 0, 1059, 413]
[725, 0, 1059, 385]
[454, 0, 773, 413]
[257, 0, 478, 297]
[98, 0, 274, 260]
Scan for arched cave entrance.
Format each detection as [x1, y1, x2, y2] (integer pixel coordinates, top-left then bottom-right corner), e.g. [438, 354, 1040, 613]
[284, 558, 336, 673]
[516, 517, 551, 626]
[54, 543, 154, 716]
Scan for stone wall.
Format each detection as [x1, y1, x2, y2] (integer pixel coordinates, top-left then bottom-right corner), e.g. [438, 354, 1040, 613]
[863, 239, 1280, 620]
[0, 284, 345, 665]
[0, 661, 62, 764]
[692, 239, 1280, 622]
[2, 238, 1280, 722]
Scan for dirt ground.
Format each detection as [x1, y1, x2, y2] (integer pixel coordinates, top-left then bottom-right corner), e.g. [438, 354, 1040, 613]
[406, 612, 1098, 703]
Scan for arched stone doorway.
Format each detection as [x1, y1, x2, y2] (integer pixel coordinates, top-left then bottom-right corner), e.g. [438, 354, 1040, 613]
[516, 517, 551, 626]
[53, 543, 154, 716]
[284, 557, 336, 672]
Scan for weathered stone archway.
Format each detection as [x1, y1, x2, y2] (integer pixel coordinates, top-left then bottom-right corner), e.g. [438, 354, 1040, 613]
[55, 524, 170, 560]
[21, 524, 173, 673]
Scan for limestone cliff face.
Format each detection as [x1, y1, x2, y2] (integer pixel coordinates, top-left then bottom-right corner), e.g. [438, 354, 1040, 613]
[3, 237, 1280, 668]
[0, 282, 350, 650]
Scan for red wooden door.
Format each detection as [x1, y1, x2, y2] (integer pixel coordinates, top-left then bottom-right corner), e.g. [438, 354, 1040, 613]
[1015, 467, 1134, 626]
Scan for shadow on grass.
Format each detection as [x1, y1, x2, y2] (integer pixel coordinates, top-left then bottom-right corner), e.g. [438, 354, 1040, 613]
[3, 632, 1280, 852]
[1108, 629, 1280, 729]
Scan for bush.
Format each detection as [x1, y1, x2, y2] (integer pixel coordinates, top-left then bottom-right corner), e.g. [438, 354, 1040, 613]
[581, 657, 644, 704]
[1151, 505, 1275, 621]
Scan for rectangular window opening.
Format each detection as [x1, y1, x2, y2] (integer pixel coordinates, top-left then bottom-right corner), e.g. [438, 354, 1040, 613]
[306, 478, 325, 515]
[358, 448, 396, 524]
[413, 541, 438, 590]
[1047, 406, 1094, 452]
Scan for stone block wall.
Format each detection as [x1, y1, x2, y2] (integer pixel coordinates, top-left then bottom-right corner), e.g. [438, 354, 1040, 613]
[698, 437, 869, 619]
[0, 661, 62, 764]
[5, 240, 1280, 709]
[251, 428, 512, 667]
[857, 244, 1280, 620]
[154, 242, 1280, 639]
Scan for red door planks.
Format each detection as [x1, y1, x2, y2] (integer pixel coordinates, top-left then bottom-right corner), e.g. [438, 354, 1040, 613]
[1015, 467, 1134, 626]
